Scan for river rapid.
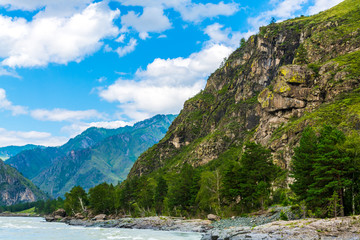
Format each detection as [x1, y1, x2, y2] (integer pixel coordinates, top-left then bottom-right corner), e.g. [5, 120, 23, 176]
[0, 217, 203, 240]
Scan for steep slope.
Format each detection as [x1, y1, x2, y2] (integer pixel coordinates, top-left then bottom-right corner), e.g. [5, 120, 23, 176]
[6, 127, 131, 179]
[0, 144, 41, 160]
[0, 160, 47, 206]
[129, 0, 360, 177]
[7, 114, 176, 198]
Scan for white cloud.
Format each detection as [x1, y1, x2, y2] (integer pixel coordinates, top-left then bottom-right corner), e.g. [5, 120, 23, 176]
[115, 34, 126, 43]
[97, 76, 107, 83]
[99, 43, 233, 121]
[31, 108, 104, 122]
[139, 32, 150, 40]
[177, 1, 240, 23]
[0, 128, 67, 147]
[204, 23, 247, 48]
[0, 88, 28, 115]
[117, 0, 240, 26]
[0, 0, 94, 17]
[0, 67, 21, 78]
[307, 0, 343, 15]
[247, 0, 308, 29]
[61, 120, 132, 137]
[0, 2, 120, 67]
[120, 7, 172, 35]
[115, 38, 138, 57]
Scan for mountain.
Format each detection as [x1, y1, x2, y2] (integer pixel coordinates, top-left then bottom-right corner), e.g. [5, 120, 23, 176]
[7, 114, 177, 197]
[0, 145, 41, 160]
[0, 159, 48, 206]
[128, 0, 360, 178]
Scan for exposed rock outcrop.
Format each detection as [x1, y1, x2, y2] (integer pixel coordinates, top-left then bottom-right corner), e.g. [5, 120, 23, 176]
[129, 0, 360, 178]
[0, 160, 47, 206]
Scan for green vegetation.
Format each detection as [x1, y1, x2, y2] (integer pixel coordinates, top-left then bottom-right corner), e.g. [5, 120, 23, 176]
[291, 125, 360, 217]
[59, 142, 287, 218]
[0, 198, 64, 215]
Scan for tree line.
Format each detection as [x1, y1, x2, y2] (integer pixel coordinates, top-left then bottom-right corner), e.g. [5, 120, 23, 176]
[4, 124, 359, 219]
[62, 125, 360, 219]
[61, 141, 285, 218]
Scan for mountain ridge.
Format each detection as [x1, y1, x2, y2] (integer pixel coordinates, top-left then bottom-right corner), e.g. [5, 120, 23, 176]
[0, 159, 48, 206]
[7, 114, 177, 197]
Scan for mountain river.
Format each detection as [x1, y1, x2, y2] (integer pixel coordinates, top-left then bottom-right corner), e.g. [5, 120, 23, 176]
[0, 217, 202, 240]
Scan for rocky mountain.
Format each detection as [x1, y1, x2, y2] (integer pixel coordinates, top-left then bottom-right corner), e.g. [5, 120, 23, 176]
[0, 144, 41, 160]
[7, 114, 177, 198]
[129, 0, 360, 178]
[0, 159, 47, 206]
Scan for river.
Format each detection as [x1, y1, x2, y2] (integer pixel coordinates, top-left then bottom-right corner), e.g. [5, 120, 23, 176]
[0, 217, 203, 240]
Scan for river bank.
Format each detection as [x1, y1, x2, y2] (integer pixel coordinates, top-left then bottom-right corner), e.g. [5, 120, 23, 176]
[0, 212, 41, 217]
[44, 207, 360, 239]
[203, 215, 360, 239]
[49, 216, 212, 233]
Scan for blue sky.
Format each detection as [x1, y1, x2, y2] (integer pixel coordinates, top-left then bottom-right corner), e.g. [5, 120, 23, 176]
[0, 0, 343, 147]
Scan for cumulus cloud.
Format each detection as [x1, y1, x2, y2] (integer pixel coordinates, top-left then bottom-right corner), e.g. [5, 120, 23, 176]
[120, 7, 172, 35]
[62, 120, 132, 137]
[115, 38, 138, 57]
[247, 0, 308, 29]
[117, 0, 240, 30]
[0, 0, 94, 17]
[0, 88, 28, 115]
[99, 43, 233, 121]
[177, 1, 240, 23]
[307, 0, 343, 15]
[0, 2, 120, 68]
[31, 108, 104, 122]
[0, 128, 67, 147]
[204, 23, 245, 48]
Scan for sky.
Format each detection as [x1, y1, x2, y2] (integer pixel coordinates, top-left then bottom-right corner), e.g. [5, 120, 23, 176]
[0, 0, 343, 147]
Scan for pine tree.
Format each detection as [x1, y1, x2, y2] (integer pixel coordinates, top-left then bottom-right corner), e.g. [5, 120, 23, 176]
[290, 127, 318, 205]
[291, 125, 354, 217]
[154, 176, 168, 214]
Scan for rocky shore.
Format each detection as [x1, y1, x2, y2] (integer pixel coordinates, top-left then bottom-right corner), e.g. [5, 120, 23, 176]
[44, 208, 360, 239]
[203, 216, 360, 240]
[46, 214, 212, 233]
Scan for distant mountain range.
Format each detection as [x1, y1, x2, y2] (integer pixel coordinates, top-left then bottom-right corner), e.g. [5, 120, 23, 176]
[6, 114, 177, 198]
[0, 159, 48, 206]
[0, 144, 41, 160]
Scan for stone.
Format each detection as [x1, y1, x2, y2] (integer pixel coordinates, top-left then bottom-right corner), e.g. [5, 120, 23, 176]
[93, 214, 107, 221]
[45, 216, 55, 222]
[53, 208, 66, 217]
[208, 214, 220, 221]
[75, 213, 85, 219]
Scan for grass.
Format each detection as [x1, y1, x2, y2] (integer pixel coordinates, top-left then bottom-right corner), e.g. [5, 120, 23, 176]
[16, 207, 36, 214]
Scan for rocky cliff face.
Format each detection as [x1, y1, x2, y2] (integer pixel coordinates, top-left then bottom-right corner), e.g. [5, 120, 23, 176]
[0, 160, 47, 206]
[129, 0, 360, 177]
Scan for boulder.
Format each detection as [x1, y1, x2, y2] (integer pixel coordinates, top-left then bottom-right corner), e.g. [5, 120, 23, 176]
[92, 214, 106, 221]
[45, 215, 55, 222]
[53, 208, 66, 217]
[207, 214, 220, 221]
[75, 213, 85, 219]
[54, 215, 63, 221]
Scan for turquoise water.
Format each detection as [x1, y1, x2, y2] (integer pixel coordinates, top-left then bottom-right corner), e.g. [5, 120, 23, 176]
[0, 217, 203, 240]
